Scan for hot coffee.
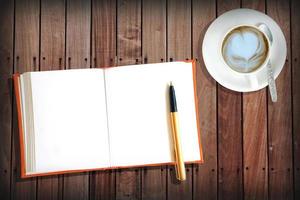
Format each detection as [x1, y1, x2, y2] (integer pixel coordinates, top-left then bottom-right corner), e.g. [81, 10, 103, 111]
[222, 26, 269, 73]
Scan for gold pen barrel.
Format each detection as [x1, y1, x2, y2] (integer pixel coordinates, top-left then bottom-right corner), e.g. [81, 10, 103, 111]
[170, 112, 186, 181]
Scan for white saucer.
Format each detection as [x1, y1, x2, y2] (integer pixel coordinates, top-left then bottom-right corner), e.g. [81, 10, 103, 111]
[202, 8, 287, 92]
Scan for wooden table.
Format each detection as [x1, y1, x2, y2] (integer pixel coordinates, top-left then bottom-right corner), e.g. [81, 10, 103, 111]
[0, 0, 299, 199]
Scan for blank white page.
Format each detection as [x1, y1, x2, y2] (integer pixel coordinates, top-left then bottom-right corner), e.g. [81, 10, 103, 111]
[105, 62, 201, 167]
[29, 69, 110, 173]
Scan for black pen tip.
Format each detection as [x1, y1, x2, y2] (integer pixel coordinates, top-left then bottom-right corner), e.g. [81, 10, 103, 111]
[169, 82, 177, 112]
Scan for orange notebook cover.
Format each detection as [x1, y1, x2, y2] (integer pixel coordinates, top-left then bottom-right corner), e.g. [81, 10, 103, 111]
[13, 60, 203, 178]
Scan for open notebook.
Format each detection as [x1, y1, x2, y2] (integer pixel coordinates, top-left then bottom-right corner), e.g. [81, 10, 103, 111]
[13, 61, 203, 178]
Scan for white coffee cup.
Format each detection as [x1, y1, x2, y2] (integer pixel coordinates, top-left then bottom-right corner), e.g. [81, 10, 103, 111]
[221, 24, 273, 74]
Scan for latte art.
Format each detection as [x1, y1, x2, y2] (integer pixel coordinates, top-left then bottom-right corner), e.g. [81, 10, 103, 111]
[222, 26, 269, 73]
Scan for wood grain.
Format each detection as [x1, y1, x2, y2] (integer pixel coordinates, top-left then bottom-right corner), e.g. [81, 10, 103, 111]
[66, 0, 91, 69]
[217, 0, 243, 200]
[0, 0, 298, 199]
[167, 0, 192, 199]
[292, 0, 300, 198]
[141, 0, 166, 199]
[192, 0, 217, 200]
[0, 0, 14, 199]
[242, 90, 268, 200]
[90, 0, 116, 199]
[37, 0, 65, 199]
[117, 0, 141, 65]
[167, 0, 191, 61]
[63, 0, 91, 199]
[40, 0, 65, 71]
[267, 0, 294, 199]
[12, 0, 39, 199]
[116, 0, 142, 199]
[241, 0, 268, 199]
[92, 0, 116, 68]
[142, 0, 166, 63]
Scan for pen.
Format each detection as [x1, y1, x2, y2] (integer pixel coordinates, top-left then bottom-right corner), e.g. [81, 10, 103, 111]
[169, 82, 186, 181]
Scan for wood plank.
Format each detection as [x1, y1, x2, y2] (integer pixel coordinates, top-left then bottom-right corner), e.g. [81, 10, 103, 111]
[63, 0, 91, 199]
[65, 0, 91, 69]
[242, 93, 268, 200]
[192, 0, 217, 199]
[116, 0, 141, 199]
[217, 0, 243, 200]
[12, 0, 39, 199]
[37, 0, 65, 199]
[167, 0, 192, 199]
[92, 0, 116, 68]
[90, 171, 115, 200]
[267, 0, 293, 199]
[292, 0, 300, 198]
[141, 0, 166, 199]
[117, 0, 141, 65]
[0, 0, 14, 199]
[90, 0, 116, 199]
[241, 0, 268, 199]
[142, 0, 166, 63]
[167, 0, 191, 60]
[40, 0, 66, 71]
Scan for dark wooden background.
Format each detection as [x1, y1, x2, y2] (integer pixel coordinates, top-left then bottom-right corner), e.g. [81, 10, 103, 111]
[0, 0, 299, 199]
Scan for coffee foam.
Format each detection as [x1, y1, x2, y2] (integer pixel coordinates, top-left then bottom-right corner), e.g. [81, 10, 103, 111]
[222, 26, 269, 73]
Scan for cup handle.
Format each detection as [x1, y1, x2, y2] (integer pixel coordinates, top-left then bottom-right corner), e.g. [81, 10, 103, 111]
[256, 23, 273, 45]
